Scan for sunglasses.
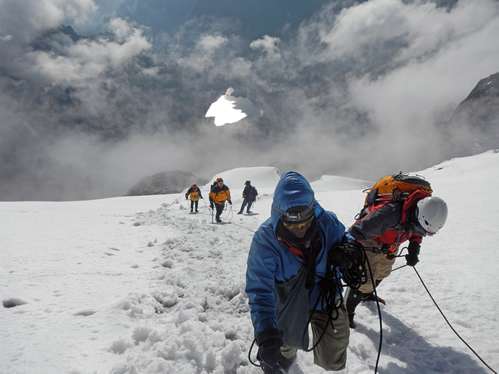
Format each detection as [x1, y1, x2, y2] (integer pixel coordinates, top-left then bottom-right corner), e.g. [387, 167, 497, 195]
[282, 214, 314, 231]
[282, 205, 314, 223]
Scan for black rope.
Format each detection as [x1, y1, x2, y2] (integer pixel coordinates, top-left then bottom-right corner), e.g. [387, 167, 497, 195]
[391, 264, 407, 272]
[243, 228, 376, 373]
[248, 337, 287, 373]
[363, 248, 383, 374]
[302, 275, 343, 352]
[248, 338, 262, 368]
[303, 241, 371, 353]
[413, 267, 498, 374]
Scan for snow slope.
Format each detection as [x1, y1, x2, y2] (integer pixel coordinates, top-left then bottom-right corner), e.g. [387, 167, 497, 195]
[310, 175, 371, 192]
[206, 166, 280, 190]
[2, 152, 499, 374]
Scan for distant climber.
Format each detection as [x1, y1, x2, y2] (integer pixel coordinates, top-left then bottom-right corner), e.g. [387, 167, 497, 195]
[185, 184, 203, 213]
[209, 177, 232, 223]
[238, 180, 258, 214]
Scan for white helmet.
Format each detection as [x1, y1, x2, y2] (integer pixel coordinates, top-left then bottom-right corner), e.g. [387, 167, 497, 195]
[416, 196, 448, 235]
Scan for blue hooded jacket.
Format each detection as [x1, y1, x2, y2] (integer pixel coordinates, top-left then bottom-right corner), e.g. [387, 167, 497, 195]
[245, 172, 345, 341]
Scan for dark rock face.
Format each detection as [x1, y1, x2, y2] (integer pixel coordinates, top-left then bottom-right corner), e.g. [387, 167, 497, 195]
[462, 73, 499, 102]
[127, 171, 206, 196]
[453, 72, 499, 144]
[444, 72, 499, 157]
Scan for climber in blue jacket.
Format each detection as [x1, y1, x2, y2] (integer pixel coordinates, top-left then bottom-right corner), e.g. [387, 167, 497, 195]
[246, 171, 350, 373]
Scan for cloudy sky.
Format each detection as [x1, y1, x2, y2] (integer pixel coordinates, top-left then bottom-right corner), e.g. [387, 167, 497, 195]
[0, 0, 498, 200]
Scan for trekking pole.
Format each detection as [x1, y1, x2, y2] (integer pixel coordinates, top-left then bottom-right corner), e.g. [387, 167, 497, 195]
[412, 267, 497, 374]
[227, 203, 234, 222]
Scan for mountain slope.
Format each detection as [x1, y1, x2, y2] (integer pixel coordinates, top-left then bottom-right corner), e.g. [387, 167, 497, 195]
[451, 72, 499, 154]
[1, 153, 499, 373]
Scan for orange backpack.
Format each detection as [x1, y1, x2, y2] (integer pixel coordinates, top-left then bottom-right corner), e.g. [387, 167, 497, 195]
[357, 173, 432, 220]
[365, 173, 432, 205]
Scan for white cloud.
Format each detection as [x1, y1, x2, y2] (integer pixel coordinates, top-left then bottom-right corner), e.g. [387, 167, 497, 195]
[348, 1, 499, 130]
[316, 0, 499, 68]
[197, 34, 227, 51]
[322, 0, 408, 60]
[250, 35, 281, 61]
[3, 0, 499, 199]
[227, 57, 253, 78]
[108, 17, 135, 41]
[0, 0, 97, 43]
[177, 34, 230, 73]
[29, 18, 151, 84]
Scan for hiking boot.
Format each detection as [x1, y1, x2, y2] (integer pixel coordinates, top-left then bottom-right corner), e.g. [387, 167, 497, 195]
[279, 355, 296, 372]
[237, 211, 243, 215]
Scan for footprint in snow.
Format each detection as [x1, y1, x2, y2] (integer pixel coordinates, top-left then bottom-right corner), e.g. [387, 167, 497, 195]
[109, 339, 132, 354]
[74, 309, 97, 317]
[3, 298, 28, 308]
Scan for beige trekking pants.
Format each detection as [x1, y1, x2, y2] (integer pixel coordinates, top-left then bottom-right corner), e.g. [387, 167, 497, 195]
[358, 251, 396, 294]
[281, 308, 350, 371]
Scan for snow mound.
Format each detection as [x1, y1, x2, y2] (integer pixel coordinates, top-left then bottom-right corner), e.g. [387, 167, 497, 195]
[207, 166, 280, 190]
[311, 175, 371, 192]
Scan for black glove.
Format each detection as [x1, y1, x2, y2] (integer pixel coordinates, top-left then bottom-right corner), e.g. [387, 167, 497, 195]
[329, 239, 366, 289]
[330, 239, 364, 270]
[210, 202, 214, 209]
[256, 328, 283, 373]
[228, 200, 232, 205]
[405, 242, 420, 267]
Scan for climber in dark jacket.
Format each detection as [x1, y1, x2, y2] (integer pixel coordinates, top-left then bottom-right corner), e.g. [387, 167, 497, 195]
[238, 180, 258, 214]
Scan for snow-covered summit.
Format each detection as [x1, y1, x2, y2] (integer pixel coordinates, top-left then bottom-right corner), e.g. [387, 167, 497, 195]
[310, 175, 371, 192]
[207, 166, 280, 190]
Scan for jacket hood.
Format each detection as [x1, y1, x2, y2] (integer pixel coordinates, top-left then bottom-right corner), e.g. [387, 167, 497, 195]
[270, 171, 322, 231]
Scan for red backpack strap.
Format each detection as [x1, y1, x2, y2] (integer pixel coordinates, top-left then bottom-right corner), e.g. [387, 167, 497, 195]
[401, 190, 432, 224]
[278, 237, 304, 258]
